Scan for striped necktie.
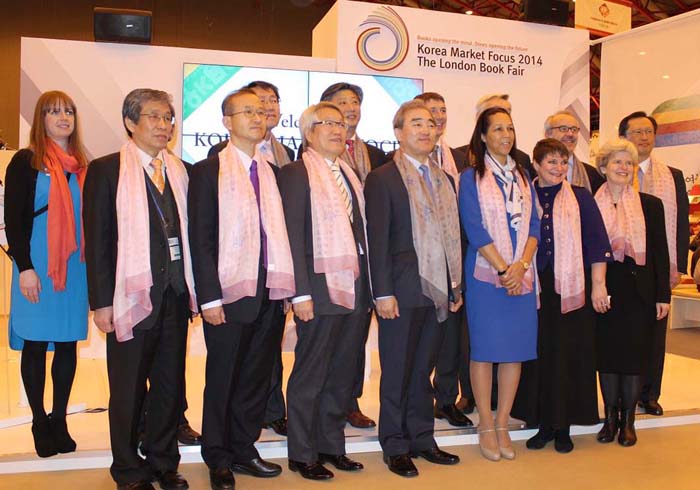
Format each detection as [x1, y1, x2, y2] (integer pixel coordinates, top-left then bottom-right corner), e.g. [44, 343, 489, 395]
[331, 162, 353, 222]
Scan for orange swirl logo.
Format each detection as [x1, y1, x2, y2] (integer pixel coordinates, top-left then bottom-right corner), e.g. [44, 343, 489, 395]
[356, 6, 409, 72]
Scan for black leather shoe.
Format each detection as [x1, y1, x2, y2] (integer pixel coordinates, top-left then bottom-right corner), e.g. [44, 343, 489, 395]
[31, 417, 58, 458]
[318, 453, 364, 471]
[526, 427, 555, 450]
[209, 468, 235, 490]
[618, 409, 637, 447]
[263, 418, 288, 436]
[638, 400, 663, 416]
[434, 404, 474, 427]
[117, 481, 155, 490]
[154, 471, 188, 489]
[177, 423, 202, 446]
[231, 457, 282, 478]
[597, 406, 619, 443]
[383, 454, 418, 477]
[412, 447, 460, 465]
[554, 430, 574, 453]
[49, 414, 76, 454]
[288, 460, 334, 480]
[347, 410, 376, 428]
[456, 397, 476, 415]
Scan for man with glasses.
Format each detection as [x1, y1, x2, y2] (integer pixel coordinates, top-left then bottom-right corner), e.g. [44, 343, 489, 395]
[365, 100, 462, 477]
[84, 89, 196, 490]
[279, 102, 371, 480]
[189, 88, 295, 489]
[619, 111, 689, 416]
[544, 110, 603, 194]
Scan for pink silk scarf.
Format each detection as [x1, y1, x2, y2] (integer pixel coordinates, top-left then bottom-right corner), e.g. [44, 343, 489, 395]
[594, 183, 646, 266]
[303, 147, 366, 309]
[113, 140, 197, 342]
[217, 142, 295, 304]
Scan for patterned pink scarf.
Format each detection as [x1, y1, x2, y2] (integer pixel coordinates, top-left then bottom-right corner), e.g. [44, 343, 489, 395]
[218, 142, 295, 303]
[113, 140, 197, 342]
[545, 180, 585, 313]
[437, 137, 460, 192]
[474, 158, 535, 294]
[641, 156, 679, 287]
[594, 183, 646, 266]
[303, 148, 366, 309]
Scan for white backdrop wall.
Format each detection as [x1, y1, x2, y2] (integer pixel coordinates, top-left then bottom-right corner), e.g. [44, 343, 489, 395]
[599, 9, 700, 189]
[314, 0, 591, 160]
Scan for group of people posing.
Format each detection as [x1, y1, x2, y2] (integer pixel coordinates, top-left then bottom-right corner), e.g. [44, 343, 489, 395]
[4, 81, 688, 490]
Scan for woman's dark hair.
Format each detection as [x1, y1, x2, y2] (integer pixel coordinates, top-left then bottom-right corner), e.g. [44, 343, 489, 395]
[532, 138, 569, 164]
[468, 106, 522, 179]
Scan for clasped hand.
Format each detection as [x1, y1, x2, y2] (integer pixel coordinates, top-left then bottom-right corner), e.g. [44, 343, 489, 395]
[499, 262, 525, 296]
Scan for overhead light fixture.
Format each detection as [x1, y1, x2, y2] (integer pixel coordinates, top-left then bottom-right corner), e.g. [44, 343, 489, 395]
[638, 51, 647, 55]
[466, 10, 474, 15]
[662, 75, 670, 79]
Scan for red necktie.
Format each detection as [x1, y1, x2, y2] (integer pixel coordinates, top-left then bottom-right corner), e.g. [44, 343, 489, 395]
[345, 139, 355, 160]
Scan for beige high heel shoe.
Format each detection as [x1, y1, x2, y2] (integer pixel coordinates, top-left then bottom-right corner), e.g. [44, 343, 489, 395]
[496, 427, 516, 460]
[478, 428, 501, 462]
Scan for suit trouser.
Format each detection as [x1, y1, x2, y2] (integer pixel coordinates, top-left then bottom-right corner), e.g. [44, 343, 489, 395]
[287, 307, 369, 463]
[201, 298, 283, 469]
[106, 287, 188, 485]
[349, 310, 373, 412]
[378, 306, 444, 456]
[432, 306, 472, 406]
[263, 311, 287, 422]
[641, 315, 668, 402]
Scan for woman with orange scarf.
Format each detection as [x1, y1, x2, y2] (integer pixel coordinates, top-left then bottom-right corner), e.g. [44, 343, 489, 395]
[4, 91, 88, 457]
[593, 138, 670, 447]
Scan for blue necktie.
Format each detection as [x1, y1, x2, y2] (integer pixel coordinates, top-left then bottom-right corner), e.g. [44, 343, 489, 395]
[637, 168, 644, 189]
[249, 160, 268, 267]
[420, 164, 434, 196]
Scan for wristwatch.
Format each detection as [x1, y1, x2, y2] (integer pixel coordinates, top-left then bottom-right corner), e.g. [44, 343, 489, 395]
[519, 259, 530, 270]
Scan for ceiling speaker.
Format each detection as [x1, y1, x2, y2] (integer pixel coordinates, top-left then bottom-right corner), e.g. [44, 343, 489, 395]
[523, 0, 570, 27]
[94, 8, 152, 44]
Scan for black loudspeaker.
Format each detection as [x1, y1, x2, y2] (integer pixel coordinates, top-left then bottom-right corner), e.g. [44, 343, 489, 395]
[94, 8, 152, 44]
[523, 0, 570, 27]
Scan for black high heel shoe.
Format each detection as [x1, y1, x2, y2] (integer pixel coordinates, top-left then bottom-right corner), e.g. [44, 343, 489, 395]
[32, 416, 58, 458]
[49, 413, 77, 453]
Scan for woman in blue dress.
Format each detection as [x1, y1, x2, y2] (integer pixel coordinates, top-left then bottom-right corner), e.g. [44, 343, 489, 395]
[4, 91, 89, 457]
[459, 107, 539, 462]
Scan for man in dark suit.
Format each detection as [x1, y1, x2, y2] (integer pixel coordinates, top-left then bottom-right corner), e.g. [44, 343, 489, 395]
[619, 111, 689, 416]
[457, 93, 534, 178]
[320, 82, 385, 429]
[411, 92, 472, 428]
[545, 110, 604, 194]
[208, 81, 293, 438]
[279, 102, 371, 480]
[365, 100, 463, 477]
[189, 88, 292, 490]
[84, 89, 195, 490]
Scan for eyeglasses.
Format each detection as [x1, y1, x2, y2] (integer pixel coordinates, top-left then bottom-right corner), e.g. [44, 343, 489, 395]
[312, 120, 349, 130]
[552, 125, 580, 134]
[258, 97, 279, 105]
[47, 108, 75, 117]
[627, 128, 655, 136]
[140, 113, 175, 125]
[226, 109, 266, 119]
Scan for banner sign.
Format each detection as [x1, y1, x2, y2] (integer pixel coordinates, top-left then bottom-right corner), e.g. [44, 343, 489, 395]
[575, 0, 632, 36]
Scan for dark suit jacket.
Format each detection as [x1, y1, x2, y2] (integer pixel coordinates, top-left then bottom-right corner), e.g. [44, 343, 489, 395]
[83, 152, 190, 330]
[277, 159, 370, 316]
[579, 158, 605, 195]
[187, 153, 281, 324]
[364, 161, 457, 308]
[457, 144, 533, 179]
[296, 140, 387, 171]
[207, 138, 295, 162]
[631, 193, 672, 305]
[669, 166, 690, 274]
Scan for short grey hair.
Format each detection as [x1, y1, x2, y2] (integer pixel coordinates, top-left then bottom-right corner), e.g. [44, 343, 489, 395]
[393, 99, 431, 129]
[544, 110, 579, 133]
[122, 88, 174, 137]
[596, 138, 639, 174]
[298, 102, 343, 147]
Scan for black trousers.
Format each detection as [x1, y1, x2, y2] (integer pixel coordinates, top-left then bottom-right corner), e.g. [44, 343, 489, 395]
[106, 288, 188, 486]
[641, 315, 668, 402]
[263, 311, 287, 423]
[201, 297, 283, 469]
[432, 306, 471, 406]
[378, 306, 443, 456]
[286, 307, 369, 463]
[349, 310, 373, 412]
